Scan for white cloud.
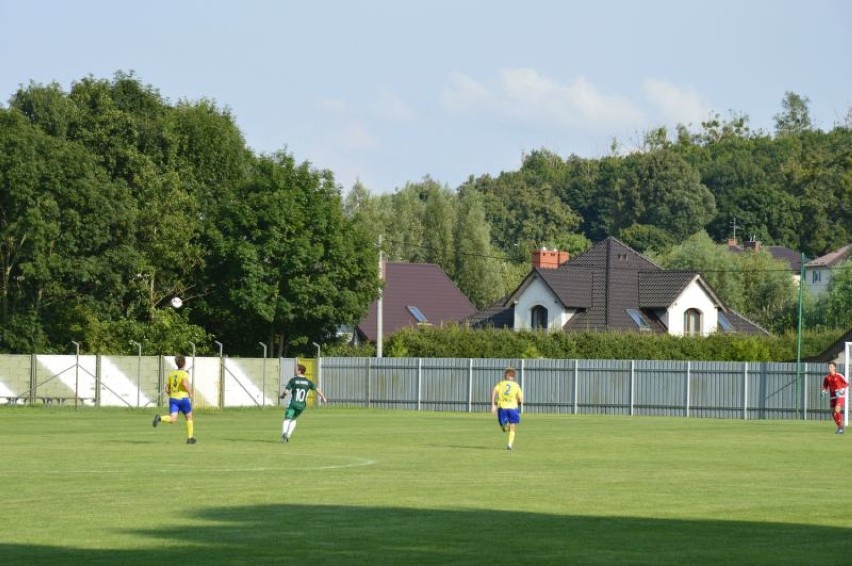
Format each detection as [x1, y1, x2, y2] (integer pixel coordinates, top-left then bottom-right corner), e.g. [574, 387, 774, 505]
[338, 121, 378, 151]
[373, 87, 417, 123]
[442, 68, 645, 131]
[442, 72, 490, 111]
[643, 79, 712, 126]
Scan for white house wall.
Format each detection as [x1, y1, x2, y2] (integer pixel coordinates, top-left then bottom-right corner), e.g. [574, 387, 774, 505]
[667, 280, 719, 337]
[514, 278, 573, 330]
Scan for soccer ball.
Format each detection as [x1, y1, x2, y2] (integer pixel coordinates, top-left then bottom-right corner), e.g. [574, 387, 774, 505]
[170, 297, 183, 308]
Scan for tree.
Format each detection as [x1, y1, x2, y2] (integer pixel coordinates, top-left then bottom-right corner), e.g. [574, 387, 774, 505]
[774, 91, 812, 137]
[199, 152, 379, 356]
[453, 190, 504, 308]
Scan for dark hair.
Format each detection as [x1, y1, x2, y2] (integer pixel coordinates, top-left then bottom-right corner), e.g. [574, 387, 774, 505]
[175, 355, 186, 369]
[297, 363, 306, 374]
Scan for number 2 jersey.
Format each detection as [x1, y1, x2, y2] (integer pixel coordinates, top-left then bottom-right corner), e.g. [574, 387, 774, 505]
[493, 380, 522, 409]
[284, 376, 318, 410]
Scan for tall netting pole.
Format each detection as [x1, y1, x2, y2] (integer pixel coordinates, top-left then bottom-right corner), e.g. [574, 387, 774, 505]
[845, 342, 851, 428]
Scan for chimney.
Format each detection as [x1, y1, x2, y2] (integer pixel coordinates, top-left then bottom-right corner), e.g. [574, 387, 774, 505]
[532, 248, 570, 269]
[744, 236, 761, 252]
[727, 238, 738, 248]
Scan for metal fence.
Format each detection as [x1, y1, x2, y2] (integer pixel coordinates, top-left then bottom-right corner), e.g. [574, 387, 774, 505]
[0, 354, 843, 421]
[318, 357, 841, 421]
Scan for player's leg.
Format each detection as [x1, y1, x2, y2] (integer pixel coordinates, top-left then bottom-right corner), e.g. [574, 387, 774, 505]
[506, 410, 520, 449]
[835, 402, 845, 433]
[282, 407, 296, 442]
[185, 411, 195, 443]
[497, 408, 508, 432]
[285, 408, 303, 439]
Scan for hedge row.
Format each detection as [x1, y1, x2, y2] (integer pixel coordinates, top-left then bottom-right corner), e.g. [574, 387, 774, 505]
[375, 326, 842, 362]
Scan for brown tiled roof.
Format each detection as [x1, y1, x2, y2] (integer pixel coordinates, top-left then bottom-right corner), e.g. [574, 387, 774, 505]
[805, 244, 852, 268]
[728, 242, 805, 272]
[357, 262, 476, 342]
[469, 236, 767, 335]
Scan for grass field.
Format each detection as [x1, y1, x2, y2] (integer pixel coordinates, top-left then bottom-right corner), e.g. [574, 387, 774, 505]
[2, 406, 852, 565]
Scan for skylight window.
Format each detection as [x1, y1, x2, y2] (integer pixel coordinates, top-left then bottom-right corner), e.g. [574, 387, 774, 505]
[718, 312, 734, 332]
[407, 306, 428, 323]
[626, 309, 651, 331]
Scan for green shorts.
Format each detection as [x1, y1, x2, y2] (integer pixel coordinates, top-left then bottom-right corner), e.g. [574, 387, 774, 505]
[284, 405, 305, 420]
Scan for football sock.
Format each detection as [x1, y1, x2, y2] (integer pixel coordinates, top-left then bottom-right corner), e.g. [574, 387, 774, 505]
[287, 420, 297, 437]
[282, 419, 291, 435]
[161, 415, 174, 424]
[186, 420, 194, 439]
[508, 430, 515, 447]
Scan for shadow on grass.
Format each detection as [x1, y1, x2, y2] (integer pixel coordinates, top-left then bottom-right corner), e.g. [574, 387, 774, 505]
[3, 504, 851, 565]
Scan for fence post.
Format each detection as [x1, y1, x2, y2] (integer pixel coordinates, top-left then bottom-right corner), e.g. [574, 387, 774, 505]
[685, 361, 691, 418]
[367, 357, 372, 409]
[743, 362, 749, 420]
[520, 359, 525, 413]
[573, 359, 578, 414]
[467, 358, 473, 413]
[803, 364, 809, 420]
[417, 357, 422, 412]
[630, 360, 635, 416]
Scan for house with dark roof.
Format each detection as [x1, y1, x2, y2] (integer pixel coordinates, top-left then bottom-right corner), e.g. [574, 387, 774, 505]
[727, 237, 804, 283]
[804, 243, 851, 296]
[354, 262, 476, 344]
[469, 237, 767, 336]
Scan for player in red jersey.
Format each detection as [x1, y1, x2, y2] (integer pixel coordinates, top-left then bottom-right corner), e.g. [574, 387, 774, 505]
[822, 362, 848, 434]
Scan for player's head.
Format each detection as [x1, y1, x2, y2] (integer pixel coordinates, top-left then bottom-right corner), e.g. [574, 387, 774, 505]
[828, 362, 836, 374]
[175, 355, 186, 369]
[504, 367, 516, 380]
[297, 363, 306, 375]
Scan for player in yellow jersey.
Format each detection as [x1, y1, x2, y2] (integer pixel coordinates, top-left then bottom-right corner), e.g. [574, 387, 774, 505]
[152, 355, 196, 444]
[491, 366, 523, 450]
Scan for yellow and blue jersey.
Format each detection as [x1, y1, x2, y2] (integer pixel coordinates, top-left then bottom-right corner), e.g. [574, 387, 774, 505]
[166, 369, 191, 399]
[493, 380, 522, 409]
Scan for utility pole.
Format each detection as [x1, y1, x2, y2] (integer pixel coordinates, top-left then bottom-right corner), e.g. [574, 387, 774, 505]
[377, 234, 384, 358]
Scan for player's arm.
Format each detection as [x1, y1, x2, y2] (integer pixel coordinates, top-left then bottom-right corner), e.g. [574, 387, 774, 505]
[517, 388, 524, 406]
[490, 387, 498, 414]
[181, 377, 194, 398]
[316, 388, 328, 403]
[279, 388, 289, 400]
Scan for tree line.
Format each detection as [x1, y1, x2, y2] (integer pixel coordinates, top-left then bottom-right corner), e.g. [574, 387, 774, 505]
[1, 74, 849, 356]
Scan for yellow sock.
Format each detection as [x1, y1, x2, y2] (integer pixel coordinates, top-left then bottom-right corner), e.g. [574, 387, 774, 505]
[508, 430, 516, 446]
[186, 420, 194, 439]
[162, 415, 174, 424]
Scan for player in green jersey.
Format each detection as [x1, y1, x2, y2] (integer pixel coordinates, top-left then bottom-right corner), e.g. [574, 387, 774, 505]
[279, 363, 327, 443]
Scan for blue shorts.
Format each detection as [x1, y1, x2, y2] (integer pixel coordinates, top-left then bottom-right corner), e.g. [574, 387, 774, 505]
[169, 397, 192, 415]
[497, 408, 520, 426]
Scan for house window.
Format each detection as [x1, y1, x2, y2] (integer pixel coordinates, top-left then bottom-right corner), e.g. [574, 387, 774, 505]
[718, 312, 734, 333]
[812, 271, 821, 283]
[407, 306, 428, 323]
[531, 305, 548, 330]
[684, 309, 702, 336]
[626, 309, 651, 331]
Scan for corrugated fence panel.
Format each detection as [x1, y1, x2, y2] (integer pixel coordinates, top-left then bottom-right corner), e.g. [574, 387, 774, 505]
[522, 359, 573, 414]
[635, 360, 687, 417]
[421, 358, 471, 412]
[369, 358, 419, 410]
[576, 359, 631, 415]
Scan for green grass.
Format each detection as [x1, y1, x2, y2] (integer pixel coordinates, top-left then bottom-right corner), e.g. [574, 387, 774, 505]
[1, 406, 851, 565]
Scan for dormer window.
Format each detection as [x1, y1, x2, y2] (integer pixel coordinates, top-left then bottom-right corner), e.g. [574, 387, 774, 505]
[531, 305, 548, 330]
[684, 308, 702, 336]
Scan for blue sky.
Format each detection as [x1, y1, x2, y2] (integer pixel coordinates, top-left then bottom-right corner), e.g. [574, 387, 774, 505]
[2, 0, 850, 194]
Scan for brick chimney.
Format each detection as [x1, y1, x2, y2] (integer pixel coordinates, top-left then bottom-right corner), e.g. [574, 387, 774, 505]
[532, 248, 570, 269]
[744, 236, 761, 252]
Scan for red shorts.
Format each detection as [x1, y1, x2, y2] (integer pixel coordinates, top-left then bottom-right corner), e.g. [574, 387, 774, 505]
[831, 397, 846, 409]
